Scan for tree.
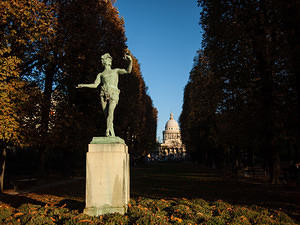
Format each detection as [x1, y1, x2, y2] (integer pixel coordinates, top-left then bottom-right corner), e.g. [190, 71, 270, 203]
[180, 51, 221, 165]
[0, 50, 24, 192]
[117, 54, 157, 155]
[56, 0, 157, 158]
[1, 0, 157, 184]
[0, 0, 56, 190]
[180, 0, 299, 181]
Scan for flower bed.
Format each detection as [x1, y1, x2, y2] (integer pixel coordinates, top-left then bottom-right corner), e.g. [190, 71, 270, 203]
[0, 196, 297, 224]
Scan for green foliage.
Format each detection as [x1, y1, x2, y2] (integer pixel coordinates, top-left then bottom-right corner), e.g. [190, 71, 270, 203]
[0, 197, 297, 224]
[0, 205, 13, 221]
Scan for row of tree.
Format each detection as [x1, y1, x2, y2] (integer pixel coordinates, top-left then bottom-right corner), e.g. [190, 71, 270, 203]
[0, 0, 157, 191]
[180, 0, 299, 183]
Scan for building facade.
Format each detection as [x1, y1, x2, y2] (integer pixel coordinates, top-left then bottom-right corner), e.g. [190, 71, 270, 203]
[158, 113, 186, 160]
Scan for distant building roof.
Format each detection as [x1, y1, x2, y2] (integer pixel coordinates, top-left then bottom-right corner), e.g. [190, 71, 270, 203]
[165, 113, 180, 131]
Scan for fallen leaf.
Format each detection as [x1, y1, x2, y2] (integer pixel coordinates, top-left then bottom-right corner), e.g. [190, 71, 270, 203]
[14, 212, 24, 217]
[78, 219, 93, 223]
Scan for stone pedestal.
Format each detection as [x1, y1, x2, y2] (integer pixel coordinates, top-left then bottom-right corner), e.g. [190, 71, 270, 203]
[84, 137, 130, 216]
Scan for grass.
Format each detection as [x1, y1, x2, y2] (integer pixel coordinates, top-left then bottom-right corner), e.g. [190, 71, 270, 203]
[1, 161, 299, 224]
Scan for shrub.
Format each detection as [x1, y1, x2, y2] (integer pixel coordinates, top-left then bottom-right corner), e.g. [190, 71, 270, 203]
[0, 197, 297, 224]
[0, 206, 13, 221]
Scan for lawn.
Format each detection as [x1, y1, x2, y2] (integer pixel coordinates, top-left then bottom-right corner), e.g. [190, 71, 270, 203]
[0, 162, 299, 224]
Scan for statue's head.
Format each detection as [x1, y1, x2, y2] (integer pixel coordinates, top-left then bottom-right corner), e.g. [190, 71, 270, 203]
[101, 53, 112, 67]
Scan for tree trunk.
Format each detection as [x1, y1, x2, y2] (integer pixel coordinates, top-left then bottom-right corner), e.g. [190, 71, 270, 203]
[272, 151, 281, 184]
[39, 63, 56, 176]
[261, 41, 278, 184]
[282, 0, 300, 163]
[0, 147, 7, 192]
[253, 0, 278, 184]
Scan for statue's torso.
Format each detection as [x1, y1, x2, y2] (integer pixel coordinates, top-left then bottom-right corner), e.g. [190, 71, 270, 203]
[100, 69, 120, 102]
[101, 69, 119, 88]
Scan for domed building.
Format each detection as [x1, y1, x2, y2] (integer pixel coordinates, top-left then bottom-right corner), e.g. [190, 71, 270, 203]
[159, 113, 186, 159]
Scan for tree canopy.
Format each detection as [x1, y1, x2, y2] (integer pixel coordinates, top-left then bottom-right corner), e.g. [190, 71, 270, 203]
[180, 0, 299, 182]
[0, 0, 157, 189]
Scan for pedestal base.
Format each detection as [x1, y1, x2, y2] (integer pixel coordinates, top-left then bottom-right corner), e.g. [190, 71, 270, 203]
[84, 137, 130, 216]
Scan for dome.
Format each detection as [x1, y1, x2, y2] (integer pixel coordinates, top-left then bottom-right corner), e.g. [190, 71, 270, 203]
[165, 113, 180, 131]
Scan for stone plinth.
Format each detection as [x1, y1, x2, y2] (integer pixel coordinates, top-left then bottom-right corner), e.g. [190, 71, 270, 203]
[84, 137, 130, 216]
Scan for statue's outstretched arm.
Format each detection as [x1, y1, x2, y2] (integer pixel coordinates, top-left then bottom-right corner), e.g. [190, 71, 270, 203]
[118, 54, 132, 75]
[126, 54, 133, 73]
[76, 74, 101, 88]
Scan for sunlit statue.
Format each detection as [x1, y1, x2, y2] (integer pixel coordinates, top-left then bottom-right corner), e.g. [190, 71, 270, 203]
[76, 52, 133, 137]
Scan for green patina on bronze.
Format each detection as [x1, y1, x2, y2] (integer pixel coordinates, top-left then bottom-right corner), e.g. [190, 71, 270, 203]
[90, 136, 125, 144]
[77, 52, 132, 137]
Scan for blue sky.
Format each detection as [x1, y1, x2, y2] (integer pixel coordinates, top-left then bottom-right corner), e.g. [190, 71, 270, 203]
[114, 1, 202, 141]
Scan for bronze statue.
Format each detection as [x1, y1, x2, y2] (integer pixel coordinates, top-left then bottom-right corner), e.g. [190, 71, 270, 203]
[77, 52, 132, 137]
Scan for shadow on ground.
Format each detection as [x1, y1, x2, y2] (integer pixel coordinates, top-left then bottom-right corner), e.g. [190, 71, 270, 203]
[0, 193, 45, 208]
[55, 199, 85, 212]
[5, 162, 300, 221]
[130, 162, 300, 222]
